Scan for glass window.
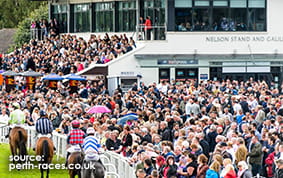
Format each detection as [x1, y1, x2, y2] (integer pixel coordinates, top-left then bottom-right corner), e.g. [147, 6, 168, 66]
[248, 8, 266, 31]
[213, 8, 230, 31]
[175, 8, 193, 31]
[192, 9, 210, 31]
[175, 0, 192, 8]
[118, 1, 136, 32]
[174, 0, 266, 32]
[249, 0, 265, 8]
[95, 2, 114, 32]
[143, 0, 165, 25]
[195, 0, 210, 6]
[213, 1, 228, 7]
[230, 0, 247, 7]
[51, 4, 68, 33]
[231, 9, 247, 31]
[74, 4, 90, 32]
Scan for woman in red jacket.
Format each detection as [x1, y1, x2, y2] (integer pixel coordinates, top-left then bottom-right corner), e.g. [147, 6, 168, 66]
[221, 158, 236, 178]
[144, 16, 152, 40]
[265, 151, 275, 178]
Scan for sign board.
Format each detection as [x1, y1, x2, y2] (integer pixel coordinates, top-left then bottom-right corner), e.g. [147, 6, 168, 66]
[157, 59, 198, 65]
[200, 74, 208, 80]
[82, 75, 105, 81]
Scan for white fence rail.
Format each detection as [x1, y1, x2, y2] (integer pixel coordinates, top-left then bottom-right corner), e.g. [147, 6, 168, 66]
[0, 124, 134, 178]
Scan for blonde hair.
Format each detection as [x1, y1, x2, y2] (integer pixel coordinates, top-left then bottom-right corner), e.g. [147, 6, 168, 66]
[223, 158, 232, 166]
[210, 161, 221, 172]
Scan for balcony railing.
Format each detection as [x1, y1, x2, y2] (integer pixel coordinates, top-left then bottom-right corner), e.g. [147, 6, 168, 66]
[136, 25, 167, 41]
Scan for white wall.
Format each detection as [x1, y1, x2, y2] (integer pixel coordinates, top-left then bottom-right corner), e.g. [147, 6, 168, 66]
[140, 68, 159, 85]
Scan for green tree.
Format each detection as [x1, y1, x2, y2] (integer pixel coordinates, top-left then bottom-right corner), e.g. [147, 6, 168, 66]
[0, 0, 44, 28]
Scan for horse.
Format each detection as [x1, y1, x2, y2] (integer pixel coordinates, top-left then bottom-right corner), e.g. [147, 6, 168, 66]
[68, 151, 84, 178]
[35, 136, 54, 178]
[9, 127, 27, 163]
[81, 154, 105, 178]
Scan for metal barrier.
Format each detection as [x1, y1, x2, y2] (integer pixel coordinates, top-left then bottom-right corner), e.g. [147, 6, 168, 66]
[0, 125, 136, 178]
[136, 25, 167, 41]
[30, 28, 46, 41]
[104, 151, 135, 178]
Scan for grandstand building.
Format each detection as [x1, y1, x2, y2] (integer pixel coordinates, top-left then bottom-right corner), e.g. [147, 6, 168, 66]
[50, 0, 283, 92]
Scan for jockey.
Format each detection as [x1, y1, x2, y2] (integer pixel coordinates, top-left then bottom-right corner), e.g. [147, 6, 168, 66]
[5, 102, 25, 138]
[66, 120, 86, 165]
[82, 127, 103, 164]
[34, 110, 54, 150]
[36, 110, 53, 135]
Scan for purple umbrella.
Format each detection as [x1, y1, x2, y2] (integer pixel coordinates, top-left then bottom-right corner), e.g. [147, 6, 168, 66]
[87, 105, 111, 114]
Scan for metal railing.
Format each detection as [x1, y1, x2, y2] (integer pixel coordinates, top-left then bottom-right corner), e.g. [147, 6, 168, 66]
[30, 28, 46, 41]
[0, 124, 135, 178]
[104, 151, 136, 178]
[136, 25, 167, 41]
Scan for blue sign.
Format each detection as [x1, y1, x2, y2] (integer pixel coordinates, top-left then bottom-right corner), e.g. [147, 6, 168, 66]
[157, 59, 198, 65]
[200, 74, 208, 80]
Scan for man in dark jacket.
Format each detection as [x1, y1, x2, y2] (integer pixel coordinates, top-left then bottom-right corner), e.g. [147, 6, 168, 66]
[275, 159, 283, 178]
[240, 96, 249, 114]
[205, 125, 218, 153]
[247, 135, 263, 176]
[158, 121, 172, 141]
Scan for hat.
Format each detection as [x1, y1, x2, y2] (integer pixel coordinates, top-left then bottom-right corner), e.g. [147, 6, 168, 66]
[86, 127, 95, 135]
[40, 110, 47, 117]
[137, 150, 145, 155]
[219, 142, 227, 147]
[71, 120, 80, 128]
[12, 102, 20, 109]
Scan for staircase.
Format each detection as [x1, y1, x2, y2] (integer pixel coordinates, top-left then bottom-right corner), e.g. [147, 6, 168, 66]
[0, 28, 16, 53]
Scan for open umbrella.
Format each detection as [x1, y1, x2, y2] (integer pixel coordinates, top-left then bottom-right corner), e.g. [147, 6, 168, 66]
[87, 105, 111, 114]
[42, 73, 63, 81]
[2, 70, 19, 76]
[20, 70, 43, 77]
[64, 73, 86, 81]
[117, 113, 138, 126]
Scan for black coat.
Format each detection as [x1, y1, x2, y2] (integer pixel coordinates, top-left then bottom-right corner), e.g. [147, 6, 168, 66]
[122, 134, 133, 147]
[160, 128, 172, 142]
[240, 101, 250, 114]
[275, 168, 283, 178]
[200, 139, 210, 158]
[141, 134, 152, 144]
[206, 131, 218, 152]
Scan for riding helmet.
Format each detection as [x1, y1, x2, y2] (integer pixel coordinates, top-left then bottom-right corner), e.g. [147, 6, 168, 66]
[86, 127, 95, 135]
[71, 120, 80, 128]
[40, 110, 47, 117]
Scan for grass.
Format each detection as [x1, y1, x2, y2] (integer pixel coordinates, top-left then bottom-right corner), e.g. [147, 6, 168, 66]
[0, 144, 69, 178]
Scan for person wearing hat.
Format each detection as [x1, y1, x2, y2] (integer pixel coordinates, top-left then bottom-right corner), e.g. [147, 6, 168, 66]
[33, 110, 54, 150]
[66, 119, 86, 165]
[5, 102, 25, 138]
[35, 110, 53, 136]
[82, 127, 104, 165]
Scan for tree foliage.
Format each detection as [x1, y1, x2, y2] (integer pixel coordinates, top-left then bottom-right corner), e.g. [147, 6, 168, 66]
[0, 0, 44, 28]
[13, 3, 48, 48]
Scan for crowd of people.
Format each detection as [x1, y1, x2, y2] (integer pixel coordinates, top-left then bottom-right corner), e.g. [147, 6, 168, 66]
[0, 32, 136, 75]
[2, 75, 283, 177]
[1, 28, 283, 178]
